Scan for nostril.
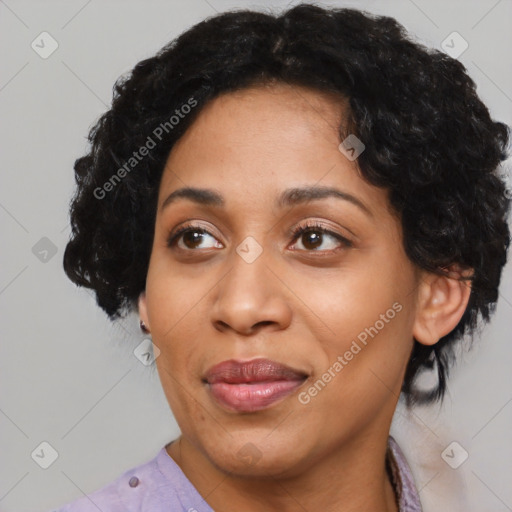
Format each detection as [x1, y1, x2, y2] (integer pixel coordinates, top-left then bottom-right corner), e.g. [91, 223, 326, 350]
[255, 321, 274, 328]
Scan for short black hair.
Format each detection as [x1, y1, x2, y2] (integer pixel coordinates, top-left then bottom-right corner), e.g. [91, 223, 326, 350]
[63, 3, 510, 405]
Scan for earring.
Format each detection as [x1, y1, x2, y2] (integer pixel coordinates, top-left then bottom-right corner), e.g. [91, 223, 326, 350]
[140, 320, 150, 334]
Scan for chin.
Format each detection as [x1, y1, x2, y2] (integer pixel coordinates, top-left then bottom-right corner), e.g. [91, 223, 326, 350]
[202, 434, 311, 479]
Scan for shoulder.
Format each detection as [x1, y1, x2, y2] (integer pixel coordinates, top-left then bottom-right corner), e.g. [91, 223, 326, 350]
[46, 445, 213, 512]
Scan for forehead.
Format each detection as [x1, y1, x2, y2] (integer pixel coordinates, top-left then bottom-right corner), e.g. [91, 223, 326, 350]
[168, 83, 347, 157]
[157, 84, 390, 218]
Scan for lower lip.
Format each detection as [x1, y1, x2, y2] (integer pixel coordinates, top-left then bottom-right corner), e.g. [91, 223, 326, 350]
[207, 380, 305, 412]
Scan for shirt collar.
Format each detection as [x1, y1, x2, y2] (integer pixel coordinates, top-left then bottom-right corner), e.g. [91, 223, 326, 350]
[386, 436, 423, 511]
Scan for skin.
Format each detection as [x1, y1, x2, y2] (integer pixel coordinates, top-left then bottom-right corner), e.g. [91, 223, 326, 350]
[138, 82, 471, 512]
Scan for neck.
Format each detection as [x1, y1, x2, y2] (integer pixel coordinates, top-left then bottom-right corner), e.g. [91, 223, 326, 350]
[166, 428, 398, 512]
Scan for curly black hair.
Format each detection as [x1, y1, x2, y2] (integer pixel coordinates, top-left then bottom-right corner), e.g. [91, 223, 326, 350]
[63, 3, 510, 405]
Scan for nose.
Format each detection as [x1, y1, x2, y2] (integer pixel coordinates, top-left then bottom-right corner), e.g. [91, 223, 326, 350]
[210, 249, 292, 336]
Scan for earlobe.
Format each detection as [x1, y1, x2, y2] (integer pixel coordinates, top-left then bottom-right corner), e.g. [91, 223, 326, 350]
[138, 291, 150, 331]
[412, 267, 472, 346]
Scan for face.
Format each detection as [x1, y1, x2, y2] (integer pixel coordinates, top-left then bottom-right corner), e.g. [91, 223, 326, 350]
[139, 83, 423, 477]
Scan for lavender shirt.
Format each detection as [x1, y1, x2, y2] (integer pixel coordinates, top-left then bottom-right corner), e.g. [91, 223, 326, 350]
[48, 436, 421, 511]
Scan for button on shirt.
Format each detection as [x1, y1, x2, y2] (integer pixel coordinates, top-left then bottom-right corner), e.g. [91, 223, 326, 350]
[47, 436, 422, 511]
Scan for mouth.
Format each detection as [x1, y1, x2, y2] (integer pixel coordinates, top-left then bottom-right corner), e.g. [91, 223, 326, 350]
[203, 358, 308, 413]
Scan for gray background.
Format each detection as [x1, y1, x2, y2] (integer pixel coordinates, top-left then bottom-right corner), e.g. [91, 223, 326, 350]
[0, 0, 511, 510]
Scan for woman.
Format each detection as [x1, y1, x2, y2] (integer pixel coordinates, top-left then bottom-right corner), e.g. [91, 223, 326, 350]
[53, 3, 510, 511]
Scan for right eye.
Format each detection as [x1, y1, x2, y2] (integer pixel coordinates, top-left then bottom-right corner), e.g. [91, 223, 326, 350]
[167, 224, 223, 251]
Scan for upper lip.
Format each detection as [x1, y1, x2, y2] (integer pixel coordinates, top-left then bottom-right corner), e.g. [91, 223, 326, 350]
[204, 358, 308, 384]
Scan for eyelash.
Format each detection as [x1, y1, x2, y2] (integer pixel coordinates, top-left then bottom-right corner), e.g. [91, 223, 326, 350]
[167, 221, 353, 253]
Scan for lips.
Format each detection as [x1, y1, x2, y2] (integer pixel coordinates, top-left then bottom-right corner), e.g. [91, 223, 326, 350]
[204, 358, 307, 412]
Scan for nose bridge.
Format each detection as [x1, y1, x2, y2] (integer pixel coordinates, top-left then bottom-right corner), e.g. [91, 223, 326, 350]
[224, 217, 272, 290]
[223, 239, 271, 308]
[211, 237, 291, 334]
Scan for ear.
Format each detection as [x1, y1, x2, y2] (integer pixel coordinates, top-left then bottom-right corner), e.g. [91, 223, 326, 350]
[412, 266, 473, 346]
[138, 291, 150, 330]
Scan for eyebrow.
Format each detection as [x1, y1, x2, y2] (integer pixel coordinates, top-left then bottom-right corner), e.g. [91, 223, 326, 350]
[160, 185, 372, 217]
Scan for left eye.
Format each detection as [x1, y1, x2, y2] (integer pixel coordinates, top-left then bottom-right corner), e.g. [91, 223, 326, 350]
[290, 224, 351, 251]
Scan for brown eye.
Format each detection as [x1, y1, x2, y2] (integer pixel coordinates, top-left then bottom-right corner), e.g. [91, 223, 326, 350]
[167, 226, 222, 250]
[290, 222, 353, 252]
[300, 229, 323, 250]
[182, 230, 207, 249]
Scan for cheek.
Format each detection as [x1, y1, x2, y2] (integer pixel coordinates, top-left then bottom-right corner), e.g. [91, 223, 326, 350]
[144, 266, 205, 402]
[154, 358, 214, 444]
[146, 269, 206, 424]
[145, 254, 209, 340]
[293, 259, 416, 400]
[292, 261, 405, 344]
